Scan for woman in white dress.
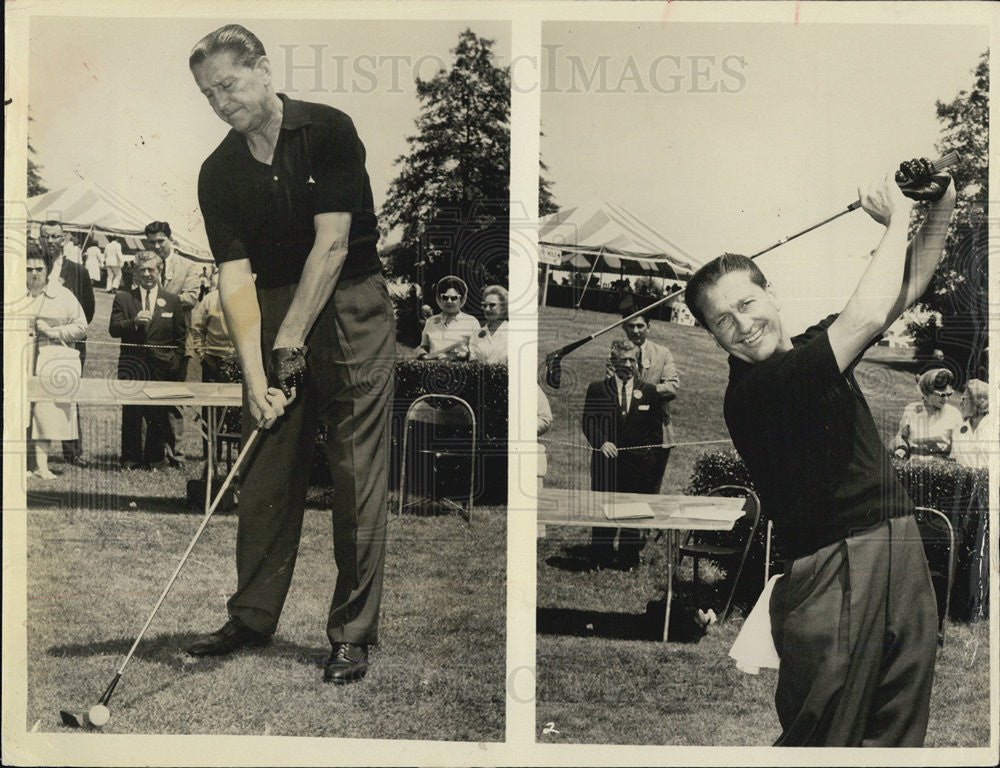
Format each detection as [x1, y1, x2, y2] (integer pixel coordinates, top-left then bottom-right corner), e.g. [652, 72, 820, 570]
[25, 249, 87, 478]
[891, 368, 963, 460]
[468, 285, 508, 364]
[950, 378, 989, 468]
[84, 243, 103, 284]
[416, 276, 481, 361]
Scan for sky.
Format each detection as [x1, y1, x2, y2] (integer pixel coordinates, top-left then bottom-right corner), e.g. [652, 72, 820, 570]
[540, 21, 987, 332]
[27, 16, 510, 253]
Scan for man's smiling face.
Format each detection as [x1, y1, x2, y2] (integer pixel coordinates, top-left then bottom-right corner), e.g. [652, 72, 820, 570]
[698, 270, 788, 363]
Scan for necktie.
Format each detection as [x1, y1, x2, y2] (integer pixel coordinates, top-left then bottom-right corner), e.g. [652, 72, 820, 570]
[144, 290, 150, 310]
[636, 347, 643, 377]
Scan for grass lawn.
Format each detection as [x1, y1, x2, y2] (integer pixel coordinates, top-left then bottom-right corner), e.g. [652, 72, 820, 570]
[535, 305, 991, 746]
[22, 290, 505, 741]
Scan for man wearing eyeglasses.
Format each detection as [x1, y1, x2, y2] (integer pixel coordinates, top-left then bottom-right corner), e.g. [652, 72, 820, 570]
[185, 25, 395, 685]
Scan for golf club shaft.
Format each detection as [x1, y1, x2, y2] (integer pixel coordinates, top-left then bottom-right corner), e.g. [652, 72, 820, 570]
[545, 150, 960, 369]
[748, 150, 959, 260]
[112, 423, 265, 679]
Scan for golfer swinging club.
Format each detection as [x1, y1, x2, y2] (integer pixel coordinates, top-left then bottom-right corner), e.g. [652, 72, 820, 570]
[684, 158, 956, 746]
[185, 25, 395, 684]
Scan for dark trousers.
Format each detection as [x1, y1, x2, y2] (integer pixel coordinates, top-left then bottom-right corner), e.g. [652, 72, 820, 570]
[590, 447, 670, 566]
[62, 342, 87, 461]
[164, 357, 190, 461]
[227, 273, 396, 646]
[121, 404, 168, 466]
[769, 516, 938, 746]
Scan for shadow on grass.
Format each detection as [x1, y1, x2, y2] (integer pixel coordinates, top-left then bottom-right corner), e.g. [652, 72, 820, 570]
[47, 633, 328, 670]
[537, 606, 660, 641]
[27, 490, 219, 515]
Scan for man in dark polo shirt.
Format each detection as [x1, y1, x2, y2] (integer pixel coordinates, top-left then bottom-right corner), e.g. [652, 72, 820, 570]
[684, 160, 956, 746]
[185, 24, 395, 685]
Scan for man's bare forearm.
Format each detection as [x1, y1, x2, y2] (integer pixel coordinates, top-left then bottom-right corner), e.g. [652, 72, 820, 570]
[899, 188, 957, 312]
[273, 213, 351, 349]
[217, 260, 266, 384]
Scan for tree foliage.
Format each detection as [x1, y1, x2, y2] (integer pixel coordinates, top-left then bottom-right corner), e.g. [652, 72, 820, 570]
[28, 114, 48, 197]
[381, 29, 510, 303]
[539, 154, 558, 216]
[911, 51, 989, 382]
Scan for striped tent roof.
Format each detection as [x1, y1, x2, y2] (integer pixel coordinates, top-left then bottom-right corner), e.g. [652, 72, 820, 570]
[539, 198, 702, 278]
[28, 181, 212, 262]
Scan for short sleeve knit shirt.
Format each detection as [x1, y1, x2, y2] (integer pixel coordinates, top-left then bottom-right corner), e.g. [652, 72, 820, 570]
[724, 314, 914, 559]
[198, 94, 380, 288]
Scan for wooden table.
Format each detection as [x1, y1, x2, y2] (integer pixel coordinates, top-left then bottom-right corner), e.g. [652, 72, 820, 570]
[27, 377, 243, 514]
[537, 487, 746, 641]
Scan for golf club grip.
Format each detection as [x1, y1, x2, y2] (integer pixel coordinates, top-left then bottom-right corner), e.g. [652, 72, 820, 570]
[114, 421, 265, 677]
[930, 151, 960, 172]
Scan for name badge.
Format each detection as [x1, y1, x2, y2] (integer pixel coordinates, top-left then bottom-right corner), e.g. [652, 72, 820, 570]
[162, 312, 173, 318]
[638, 404, 650, 411]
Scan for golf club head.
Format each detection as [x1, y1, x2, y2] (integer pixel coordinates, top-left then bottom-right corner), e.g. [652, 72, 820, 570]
[60, 704, 110, 729]
[544, 352, 562, 389]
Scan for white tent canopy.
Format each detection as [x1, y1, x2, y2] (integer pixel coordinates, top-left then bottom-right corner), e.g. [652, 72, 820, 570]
[538, 198, 703, 280]
[28, 180, 212, 262]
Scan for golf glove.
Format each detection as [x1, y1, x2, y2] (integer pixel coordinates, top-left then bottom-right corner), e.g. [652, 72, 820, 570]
[268, 345, 309, 397]
[895, 157, 951, 203]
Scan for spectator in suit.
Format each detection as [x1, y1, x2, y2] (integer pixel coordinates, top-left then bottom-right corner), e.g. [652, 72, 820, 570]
[109, 251, 188, 469]
[146, 220, 203, 463]
[622, 308, 680, 493]
[39, 220, 95, 468]
[583, 339, 662, 570]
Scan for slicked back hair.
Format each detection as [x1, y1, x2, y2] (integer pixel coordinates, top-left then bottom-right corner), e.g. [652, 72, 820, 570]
[684, 253, 768, 328]
[189, 24, 266, 70]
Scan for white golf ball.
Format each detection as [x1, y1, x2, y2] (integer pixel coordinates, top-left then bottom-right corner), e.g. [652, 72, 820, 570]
[87, 704, 110, 727]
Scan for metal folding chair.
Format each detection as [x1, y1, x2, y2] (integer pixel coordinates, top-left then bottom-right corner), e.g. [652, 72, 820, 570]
[397, 394, 477, 519]
[914, 505, 956, 646]
[678, 485, 761, 622]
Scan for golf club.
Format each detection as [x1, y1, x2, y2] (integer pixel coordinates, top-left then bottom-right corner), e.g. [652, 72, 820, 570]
[59, 420, 265, 730]
[544, 151, 960, 388]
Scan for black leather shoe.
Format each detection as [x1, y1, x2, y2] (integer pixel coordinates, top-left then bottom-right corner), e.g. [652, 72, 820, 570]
[186, 617, 271, 657]
[67, 456, 91, 468]
[323, 642, 369, 684]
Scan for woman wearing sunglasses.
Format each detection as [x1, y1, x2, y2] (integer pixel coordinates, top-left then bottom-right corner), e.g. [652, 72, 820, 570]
[416, 276, 481, 361]
[892, 368, 963, 460]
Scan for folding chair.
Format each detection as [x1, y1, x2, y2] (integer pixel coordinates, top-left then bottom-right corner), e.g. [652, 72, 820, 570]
[914, 505, 955, 646]
[678, 485, 761, 622]
[398, 394, 477, 519]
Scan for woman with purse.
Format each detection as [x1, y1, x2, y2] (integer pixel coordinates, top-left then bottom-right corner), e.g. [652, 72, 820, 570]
[26, 249, 87, 479]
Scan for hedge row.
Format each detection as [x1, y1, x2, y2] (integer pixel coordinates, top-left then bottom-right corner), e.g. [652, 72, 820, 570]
[687, 449, 989, 622]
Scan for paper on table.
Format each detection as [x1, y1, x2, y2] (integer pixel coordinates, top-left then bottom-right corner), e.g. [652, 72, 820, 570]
[143, 385, 194, 399]
[601, 501, 655, 521]
[679, 500, 745, 522]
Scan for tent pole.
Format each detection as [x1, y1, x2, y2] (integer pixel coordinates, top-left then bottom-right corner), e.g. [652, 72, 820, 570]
[574, 247, 602, 310]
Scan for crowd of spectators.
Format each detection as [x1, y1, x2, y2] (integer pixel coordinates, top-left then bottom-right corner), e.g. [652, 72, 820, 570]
[892, 368, 990, 469]
[415, 276, 509, 365]
[24, 219, 231, 475]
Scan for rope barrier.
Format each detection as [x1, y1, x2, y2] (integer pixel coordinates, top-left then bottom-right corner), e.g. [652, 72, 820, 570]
[539, 437, 733, 452]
